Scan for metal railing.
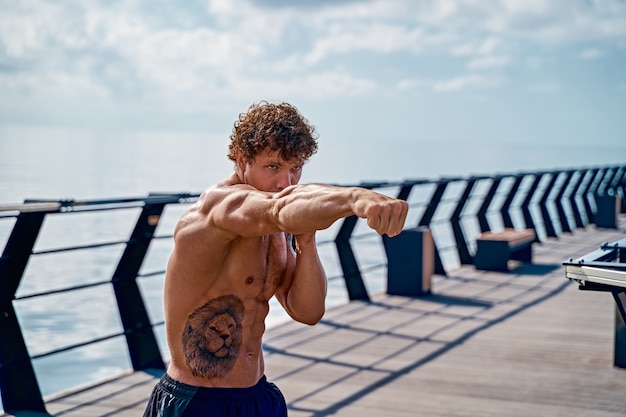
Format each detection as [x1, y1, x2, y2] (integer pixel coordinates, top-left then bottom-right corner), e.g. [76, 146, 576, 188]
[0, 164, 624, 415]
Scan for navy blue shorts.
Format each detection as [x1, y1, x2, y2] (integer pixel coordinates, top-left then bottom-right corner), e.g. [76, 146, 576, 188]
[143, 374, 287, 417]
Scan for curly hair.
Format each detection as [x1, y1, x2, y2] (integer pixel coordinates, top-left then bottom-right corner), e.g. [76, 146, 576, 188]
[228, 101, 318, 163]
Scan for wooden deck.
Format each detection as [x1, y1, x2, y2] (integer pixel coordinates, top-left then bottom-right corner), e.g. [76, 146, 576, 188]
[13, 219, 626, 416]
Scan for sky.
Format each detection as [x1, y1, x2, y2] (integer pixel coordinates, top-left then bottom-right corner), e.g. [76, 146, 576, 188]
[1, 0, 625, 151]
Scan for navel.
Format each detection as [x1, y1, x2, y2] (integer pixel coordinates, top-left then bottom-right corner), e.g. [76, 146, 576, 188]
[245, 276, 255, 285]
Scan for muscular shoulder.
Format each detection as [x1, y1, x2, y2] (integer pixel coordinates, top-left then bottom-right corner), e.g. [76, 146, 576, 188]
[175, 181, 278, 244]
[172, 186, 229, 243]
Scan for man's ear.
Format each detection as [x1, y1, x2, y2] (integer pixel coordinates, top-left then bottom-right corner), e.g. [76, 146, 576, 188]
[235, 150, 247, 173]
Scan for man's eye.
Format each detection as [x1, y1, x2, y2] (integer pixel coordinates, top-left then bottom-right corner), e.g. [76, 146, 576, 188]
[267, 165, 277, 170]
[292, 166, 302, 172]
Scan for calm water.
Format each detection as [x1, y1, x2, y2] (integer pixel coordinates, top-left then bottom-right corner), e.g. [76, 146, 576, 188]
[0, 126, 624, 407]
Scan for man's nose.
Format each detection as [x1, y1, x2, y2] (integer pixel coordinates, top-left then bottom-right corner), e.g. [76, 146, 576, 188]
[276, 171, 294, 190]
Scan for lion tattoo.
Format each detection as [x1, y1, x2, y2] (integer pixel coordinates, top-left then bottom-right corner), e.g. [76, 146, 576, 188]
[182, 294, 245, 378]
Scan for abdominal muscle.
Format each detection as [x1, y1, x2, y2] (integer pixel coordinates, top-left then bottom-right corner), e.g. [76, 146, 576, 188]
[165, 233, 287, 388]
[166, 296, 269, 388]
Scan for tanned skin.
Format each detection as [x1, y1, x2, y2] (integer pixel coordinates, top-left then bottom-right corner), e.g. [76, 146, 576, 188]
[164, 135, 408, 390]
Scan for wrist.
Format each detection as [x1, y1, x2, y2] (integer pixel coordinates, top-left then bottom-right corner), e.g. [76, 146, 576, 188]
[294, 233, 316, 252]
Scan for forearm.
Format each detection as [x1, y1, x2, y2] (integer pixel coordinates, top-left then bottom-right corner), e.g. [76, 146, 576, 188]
[283, 235, 328, 325]
[271, 184, 359, 234]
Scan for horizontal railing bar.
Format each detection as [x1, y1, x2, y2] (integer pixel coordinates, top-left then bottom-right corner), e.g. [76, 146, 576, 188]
[27, 194, 199, 207]
[327, 274, 345, 282]
[31, 234, 180, 258]
[14, 279, 112, 301]
[359, 263, 386, 274]
[0, 193, 200, 217]
[30, 321, 166, 362]
[317, 238, 335, 245]
[349, 232, 384, 241]
[0, 202, 61, 214]
[32, 239, 129, 255]
[137, 270, 166, 279]
[324, 263, 386, 283]
[30, 331, 127, 361]
[152, 234, 174, 240]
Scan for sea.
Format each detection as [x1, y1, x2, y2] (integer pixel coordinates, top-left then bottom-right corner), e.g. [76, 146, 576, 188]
[0, 125, 624, 409]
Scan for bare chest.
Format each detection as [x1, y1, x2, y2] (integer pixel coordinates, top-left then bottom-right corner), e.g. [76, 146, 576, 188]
[229, 233, 289, 299]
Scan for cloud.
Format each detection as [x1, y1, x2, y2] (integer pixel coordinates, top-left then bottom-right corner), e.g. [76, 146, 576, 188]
[413, 0, 626, 45]
[304, 23, 424, 65]
[578, 48, 605, 60]
[467, 55, 511, 70]
[250, 0, 366, 9]
[225, 69, 378, 100]
[1, 0, 625, 128]
[452, 37, 504, 57]
[432, 74, 504, 92]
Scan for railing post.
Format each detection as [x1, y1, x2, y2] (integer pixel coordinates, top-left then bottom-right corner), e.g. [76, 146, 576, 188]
[335, 215, 369, 301]
[613, 167, 626, 203]
[0, 211, 50, 415]
[581, 168, 601, 223]
[395, 181, 415, 201]
[521, 173, 542, 238]
[111, 202, 166, 371]
[538, 172, 559, 238]
[500, 174, 524, 229]
[418, 180, 450, 276]
[615, 167, 626, 213]
[450, 178, 478, 265]
[597, 167, 619, 196]
[554, 170, 574, 234]
[569, 169, 588, 228]
[476, 177, 502, 232]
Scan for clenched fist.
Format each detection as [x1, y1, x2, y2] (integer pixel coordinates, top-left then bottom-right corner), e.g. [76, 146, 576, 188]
[352, 191, 409, 237]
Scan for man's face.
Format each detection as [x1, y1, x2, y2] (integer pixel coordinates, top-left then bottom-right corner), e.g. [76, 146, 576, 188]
[237, 148, 304, 192]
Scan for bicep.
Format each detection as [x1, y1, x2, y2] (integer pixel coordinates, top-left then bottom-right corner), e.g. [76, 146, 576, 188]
[205, 188, 282, 238]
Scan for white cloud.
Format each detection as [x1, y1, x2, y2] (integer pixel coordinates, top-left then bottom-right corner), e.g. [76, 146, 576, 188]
[414, 0, 626, 45]
[432, 74, 504, 92]
[579, 48, 605, 60]
[1, 0, 625, 127]
[231, 70, 378, 100]
[304, 24, 424, 64]
[395, 78, 422, 92]
[467, 55, 511, 70]
[449, 37, 511, 75]
[452, 37, 504, 57]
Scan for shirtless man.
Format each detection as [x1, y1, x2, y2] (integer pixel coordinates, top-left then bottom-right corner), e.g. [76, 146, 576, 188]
[143, 101, 408, 416]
